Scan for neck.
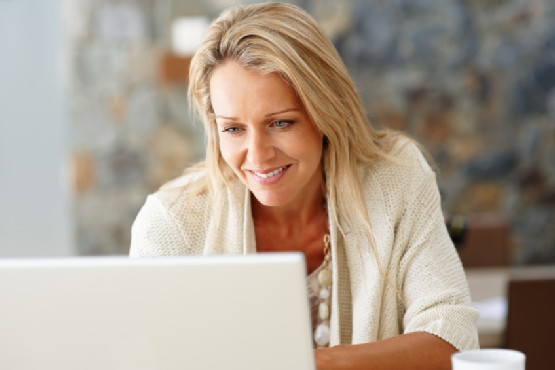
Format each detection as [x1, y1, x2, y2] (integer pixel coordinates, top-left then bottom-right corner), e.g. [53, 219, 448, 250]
[251, 186, 326, 229]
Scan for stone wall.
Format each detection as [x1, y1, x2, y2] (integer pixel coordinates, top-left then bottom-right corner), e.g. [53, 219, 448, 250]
[66, 0, 555, 264]
[325, 0, 555, 265]
[66, 0, 207, 254]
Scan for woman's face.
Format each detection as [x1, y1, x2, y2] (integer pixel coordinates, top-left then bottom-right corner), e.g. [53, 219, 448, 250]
[210, 61, 324, 207]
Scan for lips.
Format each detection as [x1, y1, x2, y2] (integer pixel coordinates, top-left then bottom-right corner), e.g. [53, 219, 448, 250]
[247, 164, 292, 184]
[251, 165, 291, 179]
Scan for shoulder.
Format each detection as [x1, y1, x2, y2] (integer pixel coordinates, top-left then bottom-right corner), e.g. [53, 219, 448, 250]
[130, 169, 211, 257]
[386, 137, 433, 172]
[154, 168, 209, 211]
[356, 137, 439, 221]
[360, 137, 435, 190]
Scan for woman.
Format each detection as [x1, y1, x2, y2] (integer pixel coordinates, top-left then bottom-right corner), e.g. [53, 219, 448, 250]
[130, 3, 479, 369]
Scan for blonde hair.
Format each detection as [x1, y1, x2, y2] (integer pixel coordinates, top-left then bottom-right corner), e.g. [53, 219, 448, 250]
[180, 2, 413, 274]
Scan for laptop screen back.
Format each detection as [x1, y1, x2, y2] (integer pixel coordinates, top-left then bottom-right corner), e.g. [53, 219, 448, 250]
[0, 254, 315, 370]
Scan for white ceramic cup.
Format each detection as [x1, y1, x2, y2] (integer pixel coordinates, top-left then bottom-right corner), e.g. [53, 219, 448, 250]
[452, 349, 525, 370]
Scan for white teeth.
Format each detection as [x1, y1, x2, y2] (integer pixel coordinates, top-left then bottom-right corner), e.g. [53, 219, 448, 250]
[254, 166, 287, 179]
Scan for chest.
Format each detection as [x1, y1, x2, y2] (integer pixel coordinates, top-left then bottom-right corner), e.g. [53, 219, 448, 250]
[254, 226, 326, 275]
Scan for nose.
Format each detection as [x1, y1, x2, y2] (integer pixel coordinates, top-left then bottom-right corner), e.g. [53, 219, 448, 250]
[246, 128, 276, 166]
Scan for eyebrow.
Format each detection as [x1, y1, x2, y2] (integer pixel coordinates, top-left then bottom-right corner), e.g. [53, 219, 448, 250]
[215, 108, 300, 121]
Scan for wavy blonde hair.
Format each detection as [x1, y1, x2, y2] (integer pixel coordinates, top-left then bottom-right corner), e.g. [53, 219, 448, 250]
[181, 2, 412, 272]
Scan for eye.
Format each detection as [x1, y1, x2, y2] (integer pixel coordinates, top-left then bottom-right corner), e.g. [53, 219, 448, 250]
[222, 127, 241, 134]
[272, 120, 294, 129]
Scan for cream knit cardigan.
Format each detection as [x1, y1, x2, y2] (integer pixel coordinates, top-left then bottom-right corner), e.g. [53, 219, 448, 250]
[130, 142, 480, 351]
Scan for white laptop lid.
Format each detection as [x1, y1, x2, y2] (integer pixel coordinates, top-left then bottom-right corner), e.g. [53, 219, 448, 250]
[0, 253, 315, 370]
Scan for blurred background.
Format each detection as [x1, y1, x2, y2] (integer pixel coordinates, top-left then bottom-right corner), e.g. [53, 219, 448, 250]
[1, 0, 555, 364]
[0, 0, 555, 265]
[3, 0, 555, 262]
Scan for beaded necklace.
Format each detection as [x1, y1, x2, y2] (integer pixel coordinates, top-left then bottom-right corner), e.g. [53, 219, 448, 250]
[314, 234, 332, 348]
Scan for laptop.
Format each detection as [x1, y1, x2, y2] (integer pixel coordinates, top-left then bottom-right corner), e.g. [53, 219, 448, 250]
[0, 253, 315, 370]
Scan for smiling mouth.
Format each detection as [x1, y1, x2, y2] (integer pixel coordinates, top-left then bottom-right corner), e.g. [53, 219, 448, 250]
[251, 165, 291, 179]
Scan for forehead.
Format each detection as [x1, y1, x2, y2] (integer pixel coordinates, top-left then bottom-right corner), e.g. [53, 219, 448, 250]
[209, 61, 303, 118]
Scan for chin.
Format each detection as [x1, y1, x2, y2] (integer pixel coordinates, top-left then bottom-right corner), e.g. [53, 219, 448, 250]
[251, 189, 291, 207]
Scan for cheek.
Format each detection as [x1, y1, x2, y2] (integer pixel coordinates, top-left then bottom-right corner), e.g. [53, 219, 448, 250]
[298, 132, 323, 165]
[307, 145, 323, 168]
[218, 137, 241, 169]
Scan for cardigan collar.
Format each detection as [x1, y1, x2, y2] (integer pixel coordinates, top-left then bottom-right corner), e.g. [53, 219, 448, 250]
[238, 179, 350, 346]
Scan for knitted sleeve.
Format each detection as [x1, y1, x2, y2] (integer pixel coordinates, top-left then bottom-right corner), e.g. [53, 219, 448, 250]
[129, 195, 188, 257]
[397, 171, 480, 351]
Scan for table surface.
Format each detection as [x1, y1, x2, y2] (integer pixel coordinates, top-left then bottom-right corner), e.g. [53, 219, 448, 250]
[465, 268, 509, 348]
[465, 265, 555, 348]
